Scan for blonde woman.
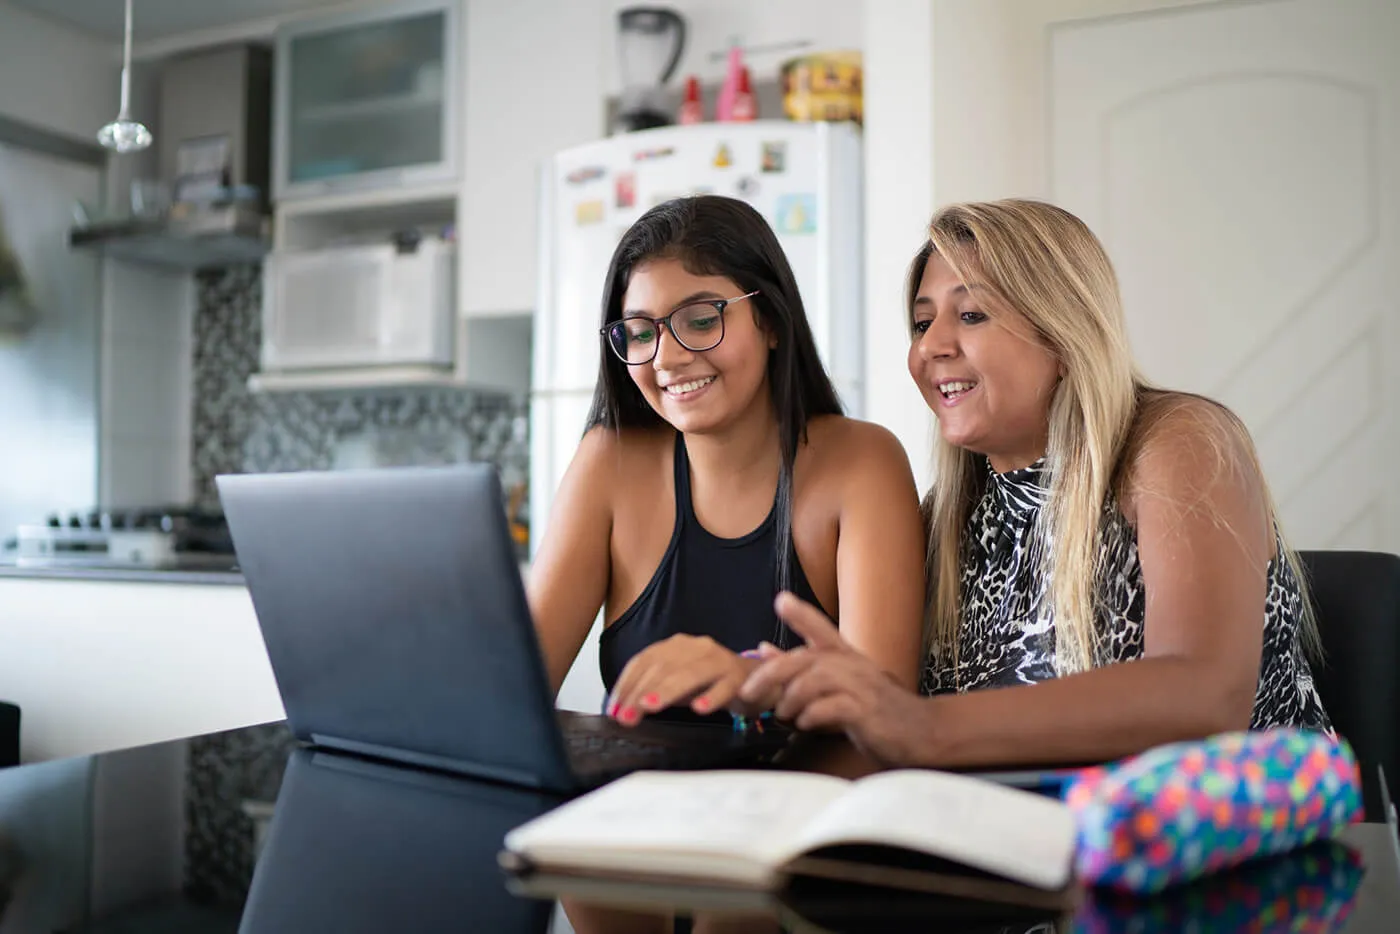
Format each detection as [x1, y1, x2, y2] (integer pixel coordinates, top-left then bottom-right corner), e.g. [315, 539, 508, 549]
[741, 199, 1331, 768]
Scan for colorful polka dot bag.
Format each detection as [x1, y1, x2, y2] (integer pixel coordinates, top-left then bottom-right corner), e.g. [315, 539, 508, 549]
[1065, 729, 1363, 894]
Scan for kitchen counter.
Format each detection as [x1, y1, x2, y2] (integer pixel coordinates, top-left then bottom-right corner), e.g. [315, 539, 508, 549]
[0, 572, 283, 762]
[0, 560, 244, 586]
[0, 559, 603, 764]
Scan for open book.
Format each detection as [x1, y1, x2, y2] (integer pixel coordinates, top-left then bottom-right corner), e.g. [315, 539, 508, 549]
[502, 769, 1079, 910]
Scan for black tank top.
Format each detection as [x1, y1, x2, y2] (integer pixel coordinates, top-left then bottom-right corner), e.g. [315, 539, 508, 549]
[598, 432, 828, 707]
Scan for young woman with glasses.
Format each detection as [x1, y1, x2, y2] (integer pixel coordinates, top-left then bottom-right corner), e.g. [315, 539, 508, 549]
[526, 195, 925, 736]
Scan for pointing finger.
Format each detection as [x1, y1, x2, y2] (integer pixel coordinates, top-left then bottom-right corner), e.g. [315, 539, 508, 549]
[774, 591, 844, 651]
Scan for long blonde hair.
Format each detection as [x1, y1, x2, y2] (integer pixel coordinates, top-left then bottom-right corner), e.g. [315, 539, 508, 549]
[912, 199, 1319, 675]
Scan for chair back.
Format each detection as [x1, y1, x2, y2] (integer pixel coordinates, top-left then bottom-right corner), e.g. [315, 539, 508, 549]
[1298, 550, 1400, 818]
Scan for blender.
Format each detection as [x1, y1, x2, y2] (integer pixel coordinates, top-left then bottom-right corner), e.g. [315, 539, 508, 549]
[615, 7, 687, 133]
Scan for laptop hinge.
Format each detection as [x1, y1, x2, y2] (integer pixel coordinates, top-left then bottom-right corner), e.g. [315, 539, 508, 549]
[310, 734, 547, 789]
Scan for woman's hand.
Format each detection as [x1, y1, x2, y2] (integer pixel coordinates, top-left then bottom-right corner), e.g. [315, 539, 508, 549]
[740, 592, 931, 767]
[607, 634, 767, 725]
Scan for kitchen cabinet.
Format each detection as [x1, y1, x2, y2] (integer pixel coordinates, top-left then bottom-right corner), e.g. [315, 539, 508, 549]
[258, 0, 606, 394]
[269, 0, 608, 317]
[274, 0, 460, 202]
[259, 188, 532, 395]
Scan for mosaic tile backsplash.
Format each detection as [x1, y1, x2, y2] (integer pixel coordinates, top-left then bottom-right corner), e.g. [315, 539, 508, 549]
[185, 266, 531, 907]
[190, 265, 529, 514]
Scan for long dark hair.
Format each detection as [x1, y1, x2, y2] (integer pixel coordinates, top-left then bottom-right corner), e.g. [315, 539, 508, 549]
[585, 196, 843, 636]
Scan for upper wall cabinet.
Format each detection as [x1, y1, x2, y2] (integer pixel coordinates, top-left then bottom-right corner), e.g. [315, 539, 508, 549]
[274, 0, 460, 201]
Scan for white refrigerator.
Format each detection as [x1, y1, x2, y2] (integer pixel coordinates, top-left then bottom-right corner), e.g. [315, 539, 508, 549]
[530, 120, 863, 711]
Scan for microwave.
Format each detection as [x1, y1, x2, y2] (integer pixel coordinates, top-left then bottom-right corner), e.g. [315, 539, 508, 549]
[260, 239, 456, 372]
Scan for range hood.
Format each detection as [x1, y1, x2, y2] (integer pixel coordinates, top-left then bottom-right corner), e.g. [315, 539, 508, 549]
[70, 200, 268, 272]
[71, 42, 272, 273]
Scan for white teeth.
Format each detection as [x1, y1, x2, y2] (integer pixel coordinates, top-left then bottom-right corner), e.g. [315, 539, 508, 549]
[939, 380, 976, 396]
[665, 376, 715, 395]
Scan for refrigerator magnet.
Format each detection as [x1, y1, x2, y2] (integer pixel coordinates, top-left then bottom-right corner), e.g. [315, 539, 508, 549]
[736, 176, 760, 198]
[566, 166, 605, 185]
[634, 146, 675, 162]
[615, 173, 637, 209]
[761, 141, 787, 173]
[775, 193, 817, 235]
[713, 143, 733, 169]
[575, 200, 605, 226]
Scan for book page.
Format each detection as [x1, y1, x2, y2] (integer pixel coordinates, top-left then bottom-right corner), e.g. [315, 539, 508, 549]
[505, 770, 850, 882]
[783, 770, 1076, 891]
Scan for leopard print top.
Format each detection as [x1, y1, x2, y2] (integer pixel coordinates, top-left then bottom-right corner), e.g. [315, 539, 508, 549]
[921, 458, 1332, 732]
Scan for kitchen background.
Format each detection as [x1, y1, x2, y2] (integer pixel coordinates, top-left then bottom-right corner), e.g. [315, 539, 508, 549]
[0, 0, 1394, 926]
[0, 0, 867, 567]
[0, 0, 872, 915]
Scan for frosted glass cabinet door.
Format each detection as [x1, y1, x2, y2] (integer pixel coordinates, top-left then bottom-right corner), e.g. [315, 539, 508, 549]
[276, 0, 457, 198]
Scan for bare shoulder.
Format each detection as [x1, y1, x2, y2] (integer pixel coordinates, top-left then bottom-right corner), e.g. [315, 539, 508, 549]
[1119, 390, 1265, 522]
[573, 423, 672, 477]
[802, 414, 916, 480]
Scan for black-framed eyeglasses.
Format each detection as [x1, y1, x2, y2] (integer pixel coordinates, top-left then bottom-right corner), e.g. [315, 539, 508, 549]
[600, 290, 760, 365]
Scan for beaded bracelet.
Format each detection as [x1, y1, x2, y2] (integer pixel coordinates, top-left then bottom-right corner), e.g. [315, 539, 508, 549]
[735, 649, 772, 731]
[731, 710, 775, 734]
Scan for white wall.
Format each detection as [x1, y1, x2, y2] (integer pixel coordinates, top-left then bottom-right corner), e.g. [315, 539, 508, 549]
[0, 146, 104, 536]
[857, 0, 1230, 485]
[862, 1, 938, 485]
[0, 2, 116, 141]
[0, 4, 192, 517]
[459, 0, 607, 315]
[99, 263, 195, 508]
[929, 0, 1224, 203]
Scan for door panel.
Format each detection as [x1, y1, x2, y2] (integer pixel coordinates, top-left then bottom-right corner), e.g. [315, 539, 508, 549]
[1051, 0, 1400, 551]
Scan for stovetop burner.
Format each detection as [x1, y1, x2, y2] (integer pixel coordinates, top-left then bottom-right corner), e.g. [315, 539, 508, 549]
[8, 505, 236, 571]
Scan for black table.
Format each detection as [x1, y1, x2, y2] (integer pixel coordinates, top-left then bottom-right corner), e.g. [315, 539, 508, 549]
[0, 728, 1393, 933]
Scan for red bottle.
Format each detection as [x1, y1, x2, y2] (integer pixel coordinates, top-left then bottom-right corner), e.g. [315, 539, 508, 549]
[678, 75, 704, 125]
[730, 67, 757, 122]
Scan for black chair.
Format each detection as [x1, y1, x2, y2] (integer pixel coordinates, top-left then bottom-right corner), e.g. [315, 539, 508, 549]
[0, 703, 16, 768]
[1298, 550, 1400, 821]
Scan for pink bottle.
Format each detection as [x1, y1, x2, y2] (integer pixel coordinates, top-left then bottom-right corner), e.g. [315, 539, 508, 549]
[730, 67, 756, 121]
[715, 44, 743, 122]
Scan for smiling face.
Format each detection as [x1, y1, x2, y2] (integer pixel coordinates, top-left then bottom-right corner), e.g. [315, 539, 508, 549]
[908, 251, 1062, 472]
[621, 258, 774, 435]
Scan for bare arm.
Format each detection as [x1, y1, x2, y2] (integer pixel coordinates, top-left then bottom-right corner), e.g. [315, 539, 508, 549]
[746, 401, 1276, 768]
[831, 423, 926, 690]
[526, 427, 616, 696]
[911, 402, 1270, 767]
[606, 421, 926, 724]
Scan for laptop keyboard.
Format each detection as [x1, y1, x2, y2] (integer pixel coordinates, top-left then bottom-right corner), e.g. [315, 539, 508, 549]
[560, 716, 795, 789]
[564, 730, 678, 766]
[563, 725, 769, 785]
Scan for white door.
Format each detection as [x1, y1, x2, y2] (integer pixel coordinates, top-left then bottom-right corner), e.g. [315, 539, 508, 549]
[1051, 0, 1400, 554]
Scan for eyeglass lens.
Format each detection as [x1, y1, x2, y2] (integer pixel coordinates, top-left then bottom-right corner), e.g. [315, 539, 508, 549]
[607, 302, 724, 364]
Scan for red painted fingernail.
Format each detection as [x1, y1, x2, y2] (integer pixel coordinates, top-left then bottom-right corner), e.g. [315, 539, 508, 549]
[693, 697, 712, 713]
[641, 693, 659, 709]
[620, 707, 638, 725]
